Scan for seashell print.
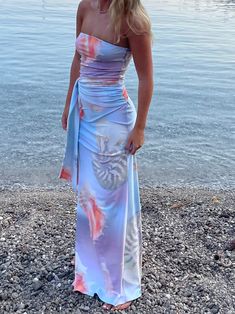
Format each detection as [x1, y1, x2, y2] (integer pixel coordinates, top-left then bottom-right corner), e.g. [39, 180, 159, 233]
[122, 87, 129, 100]
[92, 134, 128, 190]
[123, 211, 142, 286]
[78, 185, 105, 241]
[92, 153, 127, 190]
[76, 33, 101, 62]
[79, 107, 84, 118]
[73, 251, 88, 293]
[73, 272, 88, 293]
[74, 251, 88, 275]
[100, 261, 114, 296]
[88, 36, 100, 59]
[58, 166, 71, 181]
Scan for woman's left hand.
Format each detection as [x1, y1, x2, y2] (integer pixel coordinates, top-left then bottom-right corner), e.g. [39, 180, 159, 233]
[125, 127, 144, 155]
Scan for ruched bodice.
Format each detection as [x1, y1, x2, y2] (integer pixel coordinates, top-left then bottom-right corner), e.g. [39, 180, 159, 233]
[76, 32, 132, 85]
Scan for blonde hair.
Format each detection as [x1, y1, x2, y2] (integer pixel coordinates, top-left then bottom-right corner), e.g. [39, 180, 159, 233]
[108, 0, 153, 43]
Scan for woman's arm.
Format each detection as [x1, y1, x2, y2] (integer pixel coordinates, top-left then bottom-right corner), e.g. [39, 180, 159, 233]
[61, 1, 85, 130]
[125, 31, 154, 154]
[130, 32, 154, 130]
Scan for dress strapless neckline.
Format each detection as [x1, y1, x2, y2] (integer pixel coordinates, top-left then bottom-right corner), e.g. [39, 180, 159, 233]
[59, 25, 141, 308]
[79, 32, 131, 51]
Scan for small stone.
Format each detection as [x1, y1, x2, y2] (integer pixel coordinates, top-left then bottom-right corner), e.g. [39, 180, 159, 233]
[146, 299, 152, 306]
[165, 293, 171, 299]
[46, 273, 54, 282]
[32, 280, 43, 291]
[225, 239, 235, 251]
[79, 305, 90, 311]
[19, 302, 25, 310]
[185, 290, 192, 297]
[219, 211, 230, 218]
[211, 305, 220, 314]
[11, 292, 19, 299]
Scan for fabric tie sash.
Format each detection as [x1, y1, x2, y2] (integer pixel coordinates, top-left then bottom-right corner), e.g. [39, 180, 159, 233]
[58, 77, 81, 193]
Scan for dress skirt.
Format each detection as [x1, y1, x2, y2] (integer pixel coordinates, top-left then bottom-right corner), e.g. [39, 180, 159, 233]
[58, 77, 142, 306]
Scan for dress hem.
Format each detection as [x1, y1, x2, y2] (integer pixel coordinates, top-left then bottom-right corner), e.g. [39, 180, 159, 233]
[72, 284, 142, 306]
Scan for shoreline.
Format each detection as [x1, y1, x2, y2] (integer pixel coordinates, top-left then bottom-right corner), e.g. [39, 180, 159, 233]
[1, 182, 234, 193]
[0, 185, 234, 313]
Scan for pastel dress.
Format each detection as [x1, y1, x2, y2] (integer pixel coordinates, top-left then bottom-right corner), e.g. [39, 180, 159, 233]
[58, 32, 142, 306]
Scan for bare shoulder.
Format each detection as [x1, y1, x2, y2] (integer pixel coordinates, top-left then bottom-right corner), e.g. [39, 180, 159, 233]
[127, 28, 152, 47]
[76, 0, 92, 36]
[77, 0, 90, 13]
[126, 22, 152, 52]
[123, 16, 153, 78]
[121, 14, 151, 41]
[76, 0, 96, 22]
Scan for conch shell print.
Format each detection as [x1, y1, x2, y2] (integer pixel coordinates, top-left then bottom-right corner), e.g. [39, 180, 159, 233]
[78, 184, 105, 241]
[92, 118, 128, 190]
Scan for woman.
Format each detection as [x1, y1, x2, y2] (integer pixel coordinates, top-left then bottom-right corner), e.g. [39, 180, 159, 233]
[58, 0, 153, 311]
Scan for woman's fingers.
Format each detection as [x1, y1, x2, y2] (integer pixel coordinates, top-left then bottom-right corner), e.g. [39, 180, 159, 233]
[62, 118, 66, 130]
[129, 142, 142, 155]
[61, 113, 68, 130]
[125, 127, 144, 154]
[130, 143, 136, 155]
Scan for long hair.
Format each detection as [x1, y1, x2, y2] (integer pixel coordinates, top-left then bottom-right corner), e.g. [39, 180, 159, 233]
[108, 0, 153, 44]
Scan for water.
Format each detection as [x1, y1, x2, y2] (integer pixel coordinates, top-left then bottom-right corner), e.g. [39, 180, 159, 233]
[0, 0, 234, 189]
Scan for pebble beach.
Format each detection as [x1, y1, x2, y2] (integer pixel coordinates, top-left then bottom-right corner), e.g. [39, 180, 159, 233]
[0, 185, 234, 314]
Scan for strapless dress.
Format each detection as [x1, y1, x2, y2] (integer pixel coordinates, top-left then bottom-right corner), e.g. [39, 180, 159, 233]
[58, 32, 142, 306]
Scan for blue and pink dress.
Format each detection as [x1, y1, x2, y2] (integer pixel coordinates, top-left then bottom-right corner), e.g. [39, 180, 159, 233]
[58, 32, 142, 306]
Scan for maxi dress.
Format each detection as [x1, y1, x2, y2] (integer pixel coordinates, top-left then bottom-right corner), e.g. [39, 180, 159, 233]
[58, 32, 142, 306]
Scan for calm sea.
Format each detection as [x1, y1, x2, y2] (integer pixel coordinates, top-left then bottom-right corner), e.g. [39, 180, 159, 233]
[0, 0, 234, 189]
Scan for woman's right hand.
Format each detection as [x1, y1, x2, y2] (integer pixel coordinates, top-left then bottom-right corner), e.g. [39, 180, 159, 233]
[61, 106, 69, 131]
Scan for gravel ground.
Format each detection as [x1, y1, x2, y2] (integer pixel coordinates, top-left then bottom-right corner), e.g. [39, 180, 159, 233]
[0, 185, 234, 314]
